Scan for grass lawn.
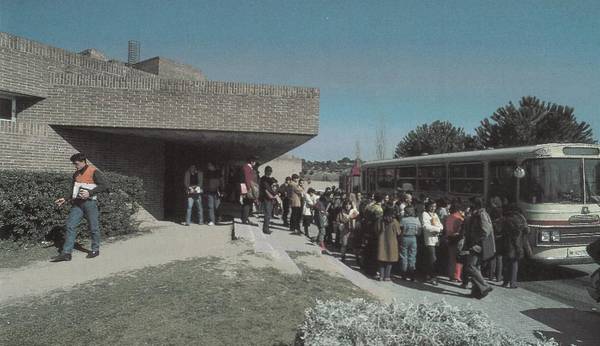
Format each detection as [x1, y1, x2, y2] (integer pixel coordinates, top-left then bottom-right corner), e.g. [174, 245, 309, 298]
[0, 240, 59, 269]
[0, 256, 371, 346]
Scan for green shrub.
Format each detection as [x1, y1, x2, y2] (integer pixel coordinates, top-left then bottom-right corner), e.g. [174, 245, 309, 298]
[295, 299, 557, 346]
[0, 170, 146, 243]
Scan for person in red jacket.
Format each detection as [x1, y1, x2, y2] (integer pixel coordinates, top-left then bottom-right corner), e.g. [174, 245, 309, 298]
[51, 153, 109, 262]
[241, 156, 259, 226]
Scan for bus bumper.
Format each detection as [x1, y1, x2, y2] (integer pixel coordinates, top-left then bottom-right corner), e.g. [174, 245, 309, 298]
[531, 246, 594, 265]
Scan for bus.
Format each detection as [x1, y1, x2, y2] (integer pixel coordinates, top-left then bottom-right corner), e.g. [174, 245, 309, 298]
[357, 143, 600, 264]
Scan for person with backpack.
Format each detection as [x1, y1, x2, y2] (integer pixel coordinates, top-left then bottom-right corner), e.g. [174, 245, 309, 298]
[462, 197, 494, 299]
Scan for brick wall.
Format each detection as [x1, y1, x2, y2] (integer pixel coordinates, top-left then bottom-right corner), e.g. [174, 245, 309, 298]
[0, 121, 165, 218]
[0, 32, 319, 220]
[15, 83, 318, 135]
[133, 57, 206, 81]
[0, 32, 156, 79]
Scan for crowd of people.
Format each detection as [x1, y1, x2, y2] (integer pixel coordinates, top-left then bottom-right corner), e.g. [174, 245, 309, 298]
[48, 152, 532, 292]
[245, 168, 532, 299]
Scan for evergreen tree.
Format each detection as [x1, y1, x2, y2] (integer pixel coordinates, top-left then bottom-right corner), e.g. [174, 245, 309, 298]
[394, 120, 479, 158]
[476, 96, 595, 148]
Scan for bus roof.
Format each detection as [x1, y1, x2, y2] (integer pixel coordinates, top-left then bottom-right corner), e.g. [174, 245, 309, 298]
[362, 143, 600, 168]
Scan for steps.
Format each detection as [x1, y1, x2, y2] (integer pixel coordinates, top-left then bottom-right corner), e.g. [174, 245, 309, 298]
[233, 218, 302, 275]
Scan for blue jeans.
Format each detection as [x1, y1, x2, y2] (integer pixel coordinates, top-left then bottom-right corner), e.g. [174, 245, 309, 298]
[186, 195, 204, 224]
[206, 193, 220, 223]
[262, 200, 273, 233]
[400, 236, 417, 273]
[63, 200, 100, 254]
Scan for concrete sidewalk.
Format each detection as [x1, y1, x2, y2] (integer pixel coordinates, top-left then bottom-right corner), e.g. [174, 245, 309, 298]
[0, 221, 257, 306]
[2, 212, 599, 344]
[247, 214, 600, 345]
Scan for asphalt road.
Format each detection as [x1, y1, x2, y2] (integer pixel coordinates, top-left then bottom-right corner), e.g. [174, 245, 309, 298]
[516, 261, 600, 345]
[519, 261, 598, 311]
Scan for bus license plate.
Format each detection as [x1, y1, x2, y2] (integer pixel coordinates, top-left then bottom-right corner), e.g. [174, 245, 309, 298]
[567, 247, 588, 258]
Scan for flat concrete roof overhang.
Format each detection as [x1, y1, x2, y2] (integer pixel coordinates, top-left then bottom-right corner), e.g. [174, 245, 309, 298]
[57, 126, 314, 162]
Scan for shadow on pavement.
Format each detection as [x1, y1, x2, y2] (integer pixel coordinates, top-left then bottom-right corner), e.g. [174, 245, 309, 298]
[522, 308, 600, 346]
[518, 260, 589, 282]
[390, 277, 471, 298]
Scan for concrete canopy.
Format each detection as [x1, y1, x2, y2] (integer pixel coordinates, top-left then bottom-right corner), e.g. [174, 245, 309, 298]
[64, 126, 313, 163]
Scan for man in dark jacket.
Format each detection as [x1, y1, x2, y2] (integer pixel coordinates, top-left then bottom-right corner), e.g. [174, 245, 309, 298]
[462, 197, 494, 299]
[499, 204, 530, 288]
[51, 153, 109, 262]
[259, 166, 277, 234]
[279, 177, 292, 226]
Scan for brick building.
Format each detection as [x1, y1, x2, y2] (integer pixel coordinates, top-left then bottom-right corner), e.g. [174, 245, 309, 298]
[0, 33, 319, 220]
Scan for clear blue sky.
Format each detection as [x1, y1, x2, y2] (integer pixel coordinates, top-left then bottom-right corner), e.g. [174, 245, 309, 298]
[2, 0, 599, 161]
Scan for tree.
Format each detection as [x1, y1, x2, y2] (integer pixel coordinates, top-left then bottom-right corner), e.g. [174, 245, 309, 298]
[475, 96, 595, 148]
[394, 120, 479, 158]
[375, 115, 387, 160]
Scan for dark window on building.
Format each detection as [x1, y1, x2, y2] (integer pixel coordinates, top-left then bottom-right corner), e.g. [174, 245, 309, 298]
[377, 168, 395, 189]
[0, 98, 13, 121]
[449, 162, 484, 194]
[418, 165, 447, 191]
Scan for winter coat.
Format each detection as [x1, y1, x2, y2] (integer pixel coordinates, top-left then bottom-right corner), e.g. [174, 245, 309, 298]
[444, 212, 464, 245]
[499, 211, 529, 259]
[465, 209, 496, 261]
[303, 193, 317, 216]
[422, 211, 443, 247]
[377, 218, 401, 262]
[364, 202, 384, 240]
[287, 181, 304, 208]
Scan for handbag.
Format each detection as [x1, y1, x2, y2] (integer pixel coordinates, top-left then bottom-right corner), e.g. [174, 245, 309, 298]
[246, 181, 259, 200]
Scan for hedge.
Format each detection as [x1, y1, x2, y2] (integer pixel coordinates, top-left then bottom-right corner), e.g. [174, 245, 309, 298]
[0, 170, 146, 243]
[295, 299, 557, 346]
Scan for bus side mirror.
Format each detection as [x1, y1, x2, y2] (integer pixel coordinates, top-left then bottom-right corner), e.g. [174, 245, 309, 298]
[514, 166, 526, 179]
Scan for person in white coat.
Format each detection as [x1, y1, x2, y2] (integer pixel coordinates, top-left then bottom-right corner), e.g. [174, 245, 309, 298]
[302, 187, 318, 237]
[422, 200, 443, 285]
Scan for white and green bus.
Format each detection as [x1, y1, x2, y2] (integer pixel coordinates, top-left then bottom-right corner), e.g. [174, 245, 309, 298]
[358, 143, 600, 263]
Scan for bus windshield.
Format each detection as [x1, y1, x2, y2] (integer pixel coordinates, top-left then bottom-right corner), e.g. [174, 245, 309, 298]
[586, 159, 600, 204]
[520, 159, 583, 204]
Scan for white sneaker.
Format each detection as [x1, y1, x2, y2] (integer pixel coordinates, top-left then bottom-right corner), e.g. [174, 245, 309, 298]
[208, 222, 215, 226]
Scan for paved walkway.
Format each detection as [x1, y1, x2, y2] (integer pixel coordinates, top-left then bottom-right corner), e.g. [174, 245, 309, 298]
[0, 220, 254, 306]
[2, 211, 600, 344]
[243, 214, 600, 345]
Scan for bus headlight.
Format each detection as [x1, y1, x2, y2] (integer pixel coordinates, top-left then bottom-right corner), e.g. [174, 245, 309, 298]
[551, 230, 560, 242]
[540, 231, 550, 242]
